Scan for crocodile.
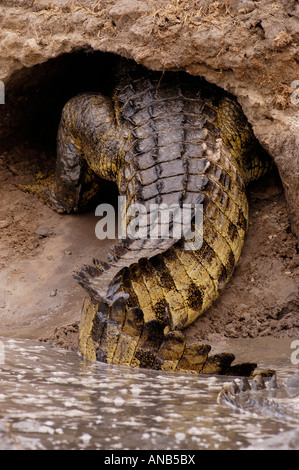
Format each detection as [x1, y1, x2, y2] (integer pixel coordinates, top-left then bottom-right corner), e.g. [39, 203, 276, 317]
[217, 372, 299, 423]
[21, 62, 272, 375]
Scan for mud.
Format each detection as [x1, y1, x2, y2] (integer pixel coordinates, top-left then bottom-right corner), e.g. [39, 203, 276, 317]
[0, 144, 298, 349]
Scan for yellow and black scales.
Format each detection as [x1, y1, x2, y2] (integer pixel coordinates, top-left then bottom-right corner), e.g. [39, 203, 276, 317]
[23, 65, 272, 375]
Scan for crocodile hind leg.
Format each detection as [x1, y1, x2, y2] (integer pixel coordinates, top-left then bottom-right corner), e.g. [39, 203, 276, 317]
[20, 93, 122, 213]
[20, 164, 101, 213]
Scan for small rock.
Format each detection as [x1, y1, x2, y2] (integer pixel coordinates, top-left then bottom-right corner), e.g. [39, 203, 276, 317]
[226, 327, 239, 338]
[239, 377, 251, 392]
[50, 290, 57, 297]
[260, 327, 272, 337]
[238, 1, 256, 14]
[0, 220, 10, 229]
[35, 226, 53, 238]
[64, 250, 72, 255]
[273, 31, 292, 51]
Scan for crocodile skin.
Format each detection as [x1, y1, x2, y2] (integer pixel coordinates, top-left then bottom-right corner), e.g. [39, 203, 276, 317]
[22, 64, 272, 374]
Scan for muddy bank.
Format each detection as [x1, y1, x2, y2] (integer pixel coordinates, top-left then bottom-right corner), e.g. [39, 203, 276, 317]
[0, 145, 298, 350]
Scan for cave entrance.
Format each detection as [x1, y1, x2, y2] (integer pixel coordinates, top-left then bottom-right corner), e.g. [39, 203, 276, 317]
[0, 49, 121, 207]
[0, 48, 279, 206]
[0, 49, 121, 153]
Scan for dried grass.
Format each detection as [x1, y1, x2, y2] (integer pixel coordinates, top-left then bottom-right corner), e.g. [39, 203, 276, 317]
[32, 3, 63, 19]
[152, 0, 232, 34]
[32, 0, 107, 18]
[273, 83, 294, 110]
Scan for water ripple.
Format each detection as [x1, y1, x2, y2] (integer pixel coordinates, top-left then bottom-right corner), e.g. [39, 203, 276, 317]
[0, 336, 298, 450]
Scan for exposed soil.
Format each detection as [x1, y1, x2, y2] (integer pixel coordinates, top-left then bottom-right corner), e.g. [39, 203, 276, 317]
[0, 144, 298, 350]
[0, 144, 113, 347]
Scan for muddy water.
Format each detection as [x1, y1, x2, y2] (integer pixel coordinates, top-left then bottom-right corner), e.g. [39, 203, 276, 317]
[0, 336, 298, 450]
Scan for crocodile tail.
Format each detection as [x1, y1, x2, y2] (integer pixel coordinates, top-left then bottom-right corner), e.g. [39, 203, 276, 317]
[76, 71, 262, 372]
[74, 232, 178, 299]
[76, 128, 250, 361]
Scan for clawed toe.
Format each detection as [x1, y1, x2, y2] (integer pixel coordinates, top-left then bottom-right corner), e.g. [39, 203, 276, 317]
[79, 294, 256, 376]
[19, 174, 69, 213]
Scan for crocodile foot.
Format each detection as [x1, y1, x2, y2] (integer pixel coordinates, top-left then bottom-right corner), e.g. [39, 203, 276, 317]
[19, 173, 70, 213]
[78, 294, 257, 376]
